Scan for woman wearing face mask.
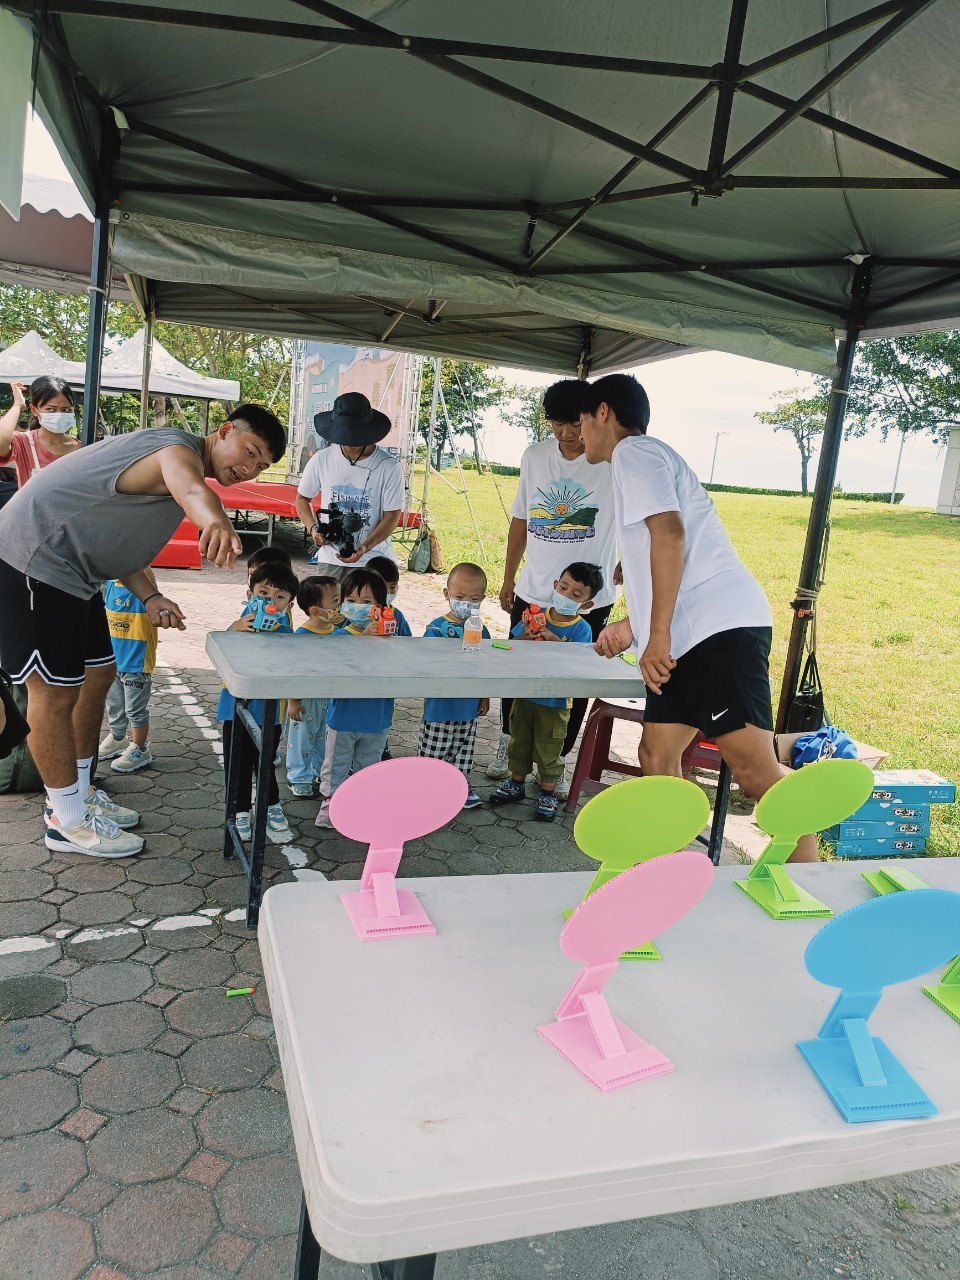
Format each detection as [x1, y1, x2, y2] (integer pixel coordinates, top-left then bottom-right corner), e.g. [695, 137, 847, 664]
[0, 377, 80, 487]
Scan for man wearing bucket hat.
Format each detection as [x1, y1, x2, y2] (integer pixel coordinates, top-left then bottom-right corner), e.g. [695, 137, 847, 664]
[295, 392, 404, 581]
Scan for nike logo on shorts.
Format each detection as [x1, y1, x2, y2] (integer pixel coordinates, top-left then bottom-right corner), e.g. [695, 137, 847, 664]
[711, 709, 728, 721]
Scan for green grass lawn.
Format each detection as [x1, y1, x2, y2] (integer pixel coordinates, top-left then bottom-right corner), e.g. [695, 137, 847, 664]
[411, 466, 960, 855]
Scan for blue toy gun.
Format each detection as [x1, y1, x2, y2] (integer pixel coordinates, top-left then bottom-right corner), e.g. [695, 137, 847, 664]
[242, 597, 281, 632]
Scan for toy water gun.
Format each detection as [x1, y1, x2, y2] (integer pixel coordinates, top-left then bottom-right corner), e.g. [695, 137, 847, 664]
[371, 604, 397, 636]
[522, 602, 547, 639]
[243, 597, 281, 632]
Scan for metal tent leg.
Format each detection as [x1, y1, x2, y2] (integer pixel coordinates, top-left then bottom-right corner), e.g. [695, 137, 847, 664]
[81, 119, 118, 447]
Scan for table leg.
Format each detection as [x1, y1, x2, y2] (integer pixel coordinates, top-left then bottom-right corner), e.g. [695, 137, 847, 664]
[371, 1255, 437, 1280]
[707, 758, 732, 865]
[222, 714, 243, 864]
[294, 1194, 322, 1279]
[268, 512, 276, 546]
[246, 698, 276, 930]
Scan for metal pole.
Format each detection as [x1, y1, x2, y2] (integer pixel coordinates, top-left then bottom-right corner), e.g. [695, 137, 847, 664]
[420, 357, 441, 518]
[138, 298, 154, 431]
[890, 429, 906, 503]
[81, 118, 118, 447]
[709, 431, 728, 483]
[776, 260, 873, 733]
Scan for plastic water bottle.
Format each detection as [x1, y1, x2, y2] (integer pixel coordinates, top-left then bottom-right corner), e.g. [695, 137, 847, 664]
[462, 610, 483, 653]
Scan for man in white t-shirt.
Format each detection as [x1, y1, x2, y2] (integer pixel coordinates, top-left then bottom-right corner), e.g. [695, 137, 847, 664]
[295, 393, 404, 580]
[490, 380, 619, 795]
[580, 373, 815, 863]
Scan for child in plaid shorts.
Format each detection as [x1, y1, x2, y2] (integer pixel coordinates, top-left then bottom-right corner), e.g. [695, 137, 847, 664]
[418, 562, 490, 810]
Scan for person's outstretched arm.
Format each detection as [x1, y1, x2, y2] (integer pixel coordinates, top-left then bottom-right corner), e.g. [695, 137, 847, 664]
[0, 383, 26, 460]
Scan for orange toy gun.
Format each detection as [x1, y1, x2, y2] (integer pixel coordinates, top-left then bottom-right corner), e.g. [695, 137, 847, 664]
[371, 605, 398, 636]
[522, 602, 547, 639]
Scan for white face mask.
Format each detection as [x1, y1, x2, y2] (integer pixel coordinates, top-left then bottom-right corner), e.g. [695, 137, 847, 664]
[447, 598, 479, 620]
[38, 411, 75, 434]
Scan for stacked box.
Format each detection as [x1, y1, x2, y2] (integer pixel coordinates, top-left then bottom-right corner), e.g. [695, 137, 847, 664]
[821, 770, 955, 860]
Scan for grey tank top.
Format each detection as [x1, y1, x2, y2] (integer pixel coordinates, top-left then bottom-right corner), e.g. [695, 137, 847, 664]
[0, 428, 205, 598]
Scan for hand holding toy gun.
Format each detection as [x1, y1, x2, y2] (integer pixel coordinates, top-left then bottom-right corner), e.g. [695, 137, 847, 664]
[370, 604, 397, 636]
[522, 602, 547, 640]
[243, 596, 281, 632]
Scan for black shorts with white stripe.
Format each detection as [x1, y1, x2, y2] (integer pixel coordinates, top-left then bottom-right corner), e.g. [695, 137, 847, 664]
[0, 557, 115, 687]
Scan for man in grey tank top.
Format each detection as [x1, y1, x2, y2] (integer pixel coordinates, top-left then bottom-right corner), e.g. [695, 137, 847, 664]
[0, 404, 286, 859]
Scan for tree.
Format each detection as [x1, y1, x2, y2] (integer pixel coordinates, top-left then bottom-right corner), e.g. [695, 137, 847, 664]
[755, 390, 829, 495]
[501, 383, 552, 444]
[417, 358, 509, 470]
[843, 332, 960, 445]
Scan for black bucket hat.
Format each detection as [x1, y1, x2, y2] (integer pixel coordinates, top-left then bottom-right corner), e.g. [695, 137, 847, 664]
[314, 392, 391, 446]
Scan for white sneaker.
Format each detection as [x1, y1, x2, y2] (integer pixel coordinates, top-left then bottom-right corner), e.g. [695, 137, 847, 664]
[235, 811, 252, 841]
[86, 787, 140, 829]
[98, 732, 129, 761]
[110, 742, 153, 773]
[45, 810, 144, 858]
[486, 732, 511, 780]
[553, 756, 571, 802]
[267, 804, 289, 833]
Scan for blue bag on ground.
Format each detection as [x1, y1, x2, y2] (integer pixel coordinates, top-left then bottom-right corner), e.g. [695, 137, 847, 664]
[792, 726, 858, 767]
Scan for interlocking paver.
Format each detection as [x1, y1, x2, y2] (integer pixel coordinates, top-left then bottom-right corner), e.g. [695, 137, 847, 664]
[56, 1048, 98, 1075]
[0, 899, 56, 938]
[0, 869, 53, 900]
[0, 1067, 77, 1136]
[215, 1153, 302, 1237]
[75, 1000, 166, 1054]
[167, 1086, 211, 1116]
[155, 1030, 193, 1057]
[68, 931, 145, 963]
[126, 857, 194, 885]
[59, 1107, 108, 1140]
[198, 1088, 291, 1159]
[81, 1049, 181, 1114]
[134, 884, 207, 916]
[181, 1152, 230, 1187]
[99, 1181, 218, 1271]
[88, 1108, 197, 1183]
[0, 1130, 87, 1214]
[61, 1174, 119, 1216]
[154, 948, 235, 992]
[71, 961, 153, 1005]
[143, 985, 179, 1006]
[0, 1208, 94, 1280]
[49, 998, 93, 1023]
[0, 1015, 72, 1072]
[202, 1232, 256, 1272]
[165, 988, 251, 1038]
[57, 863, 126, 893]
[180, 1033, 274, 1091]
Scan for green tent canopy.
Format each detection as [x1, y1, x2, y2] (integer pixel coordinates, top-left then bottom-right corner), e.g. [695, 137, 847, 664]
[8, 1, 960, 376]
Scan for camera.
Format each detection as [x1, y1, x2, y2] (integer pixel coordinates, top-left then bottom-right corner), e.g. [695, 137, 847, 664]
[315, 503, 365, 558]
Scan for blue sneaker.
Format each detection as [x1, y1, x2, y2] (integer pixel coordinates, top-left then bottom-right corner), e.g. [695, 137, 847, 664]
[462, 789, 483, 810]
[490, 778, 525, 807]
[535, 791, 559, 823]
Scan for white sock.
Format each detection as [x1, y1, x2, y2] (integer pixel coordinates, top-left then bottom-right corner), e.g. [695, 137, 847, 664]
[76, 756, 94, 795]
[46, 782, 87, 830]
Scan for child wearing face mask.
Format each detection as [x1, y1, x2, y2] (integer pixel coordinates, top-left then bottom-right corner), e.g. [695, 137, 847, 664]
[490, 561, 603, 823]
[418, 563, 491, 810]
[315, 567, 396, 828]
[286, 576, 341, 797]
[217, 563, 298, 839]
[365, 555, 412, 636]
[0, 376, 80, 487]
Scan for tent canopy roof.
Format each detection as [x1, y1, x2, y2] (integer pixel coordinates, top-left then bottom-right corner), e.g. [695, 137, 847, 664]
[0, 328, 80, 381]
[7, 1, 960, 375]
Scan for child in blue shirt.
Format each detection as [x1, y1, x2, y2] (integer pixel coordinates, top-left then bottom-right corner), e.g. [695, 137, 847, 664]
[365, 555, 413, 637]
[315, 567, 396, 828]
[217, 562, 297, 839]
[286, 575, 341, 797]
[490, 561, 602, 823]
[99, 573, 159, 774]
[418, 562, 491, 809]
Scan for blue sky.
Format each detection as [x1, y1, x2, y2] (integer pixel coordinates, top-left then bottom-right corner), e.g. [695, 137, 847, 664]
[23, 115, 948, 506]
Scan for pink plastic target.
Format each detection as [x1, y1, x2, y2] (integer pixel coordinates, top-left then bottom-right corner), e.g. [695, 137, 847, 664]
[329, 756, 467, 846]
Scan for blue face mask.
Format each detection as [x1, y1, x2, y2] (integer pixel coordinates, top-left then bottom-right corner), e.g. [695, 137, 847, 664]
[447, 597, 479, 620]
[341, 601, 374, 625]
[551, 590, 582, 617]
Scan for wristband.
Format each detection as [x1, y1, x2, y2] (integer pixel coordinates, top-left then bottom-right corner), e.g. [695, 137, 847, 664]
[142, 592, 163, 606]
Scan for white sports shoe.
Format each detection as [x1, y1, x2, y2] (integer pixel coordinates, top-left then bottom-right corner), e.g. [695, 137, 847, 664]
[553, 756, 571, 802]
[98, 732, 129, 760]
[86, 787, 140, 829]
[486, 731, 511, 780]
[45, 810, 144, 858]
[110, 743, 153, 773]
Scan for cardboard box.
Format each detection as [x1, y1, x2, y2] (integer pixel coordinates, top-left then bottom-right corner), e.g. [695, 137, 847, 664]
[852, 799, 929, 822]
[828, 836, 927, 858]
[823, 816, 931, 841]
[868, 769, 956, 805]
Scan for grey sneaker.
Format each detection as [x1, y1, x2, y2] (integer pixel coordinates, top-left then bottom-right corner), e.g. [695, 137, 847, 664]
[98, 732, 129, 761]
[87, 787, 140, 829]
[486, 731, 511, 779]
[110, 742, 153, 773]
[45, 810, 144, 858]
[553, 756, 570, 802]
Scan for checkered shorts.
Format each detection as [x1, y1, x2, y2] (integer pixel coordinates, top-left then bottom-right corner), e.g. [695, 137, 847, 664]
[417, 719, 478, 778]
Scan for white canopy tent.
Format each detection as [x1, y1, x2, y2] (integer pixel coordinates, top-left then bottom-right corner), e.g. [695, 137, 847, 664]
[0, 328, 82, 381]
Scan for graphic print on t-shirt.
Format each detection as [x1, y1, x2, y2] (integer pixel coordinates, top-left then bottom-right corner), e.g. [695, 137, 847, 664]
[527, 479, 598, 545]
[329, 482, 371, 527]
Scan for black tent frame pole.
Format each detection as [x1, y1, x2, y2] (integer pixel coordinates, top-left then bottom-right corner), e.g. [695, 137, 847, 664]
[81, 117, 117, 448]
[775, 260, 873, 733]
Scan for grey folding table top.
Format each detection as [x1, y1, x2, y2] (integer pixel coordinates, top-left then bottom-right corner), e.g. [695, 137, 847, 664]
[260, 859, 960, 1264]
[206, 632, 645, 701]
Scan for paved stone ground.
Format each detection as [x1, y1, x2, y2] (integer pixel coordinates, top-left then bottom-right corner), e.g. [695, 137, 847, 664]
[1, 529, 957, 1279]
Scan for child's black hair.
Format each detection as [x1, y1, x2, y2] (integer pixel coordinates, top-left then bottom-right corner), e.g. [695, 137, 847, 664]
[297, 575, 339, 613]
[365, 555, 399, 586]
[580, 374, 650, 433]
[247, 545, 292, 578]
[249, 562, 299, 599]
[29, 375, 76, 410]
[560, 561, 603, 598]
[447, 561, 487, 592]
[341, 567, 387, 607]
[542, 379, 588, 424]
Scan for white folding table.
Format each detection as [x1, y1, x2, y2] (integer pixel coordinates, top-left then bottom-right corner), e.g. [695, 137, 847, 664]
[205, 633, 644, 926]
[260, 858, 960, 1278]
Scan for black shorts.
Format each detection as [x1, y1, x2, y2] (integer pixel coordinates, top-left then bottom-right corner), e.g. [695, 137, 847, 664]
[642, 626, 774, 736]
[0, 557, 115, 686]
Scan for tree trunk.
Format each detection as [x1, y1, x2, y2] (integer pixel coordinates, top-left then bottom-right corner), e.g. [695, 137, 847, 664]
[471, 425, 483, 472]
[800, 450, 809, 496]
